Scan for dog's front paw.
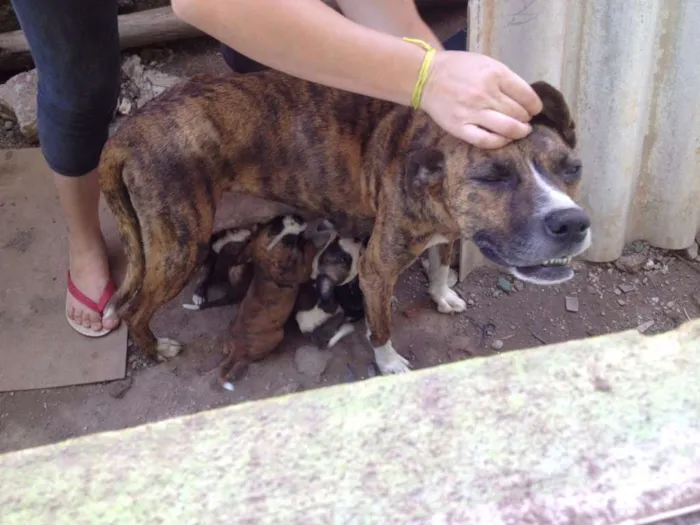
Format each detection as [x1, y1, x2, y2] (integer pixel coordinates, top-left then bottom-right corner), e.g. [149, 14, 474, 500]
[182, 293, 205, 311]
[430, 287, 467, 314]
[156, 337, 183, 360]
[374, 341, 411, 375]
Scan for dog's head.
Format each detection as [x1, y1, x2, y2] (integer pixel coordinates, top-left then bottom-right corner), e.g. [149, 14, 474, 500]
[408, 81, 590, 285]
[311, 234, 366, 302]
[244, 214, 315, 285]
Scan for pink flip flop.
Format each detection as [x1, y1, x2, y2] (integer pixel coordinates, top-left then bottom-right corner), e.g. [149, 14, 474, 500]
[66, 270, 118, 337]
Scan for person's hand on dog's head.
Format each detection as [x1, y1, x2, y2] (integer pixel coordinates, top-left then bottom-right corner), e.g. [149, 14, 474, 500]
[421, 50, 543, 150]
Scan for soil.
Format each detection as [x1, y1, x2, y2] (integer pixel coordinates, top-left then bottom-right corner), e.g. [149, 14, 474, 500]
[1, 5, 699, 501]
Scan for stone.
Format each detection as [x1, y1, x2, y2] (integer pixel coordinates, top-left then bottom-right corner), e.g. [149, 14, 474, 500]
[490, 339, 504, 351]
[637, 321, 655, 334]
[294, 345, 332, 378]
[614, 253, 647, 273]
[120, 55, 184, 111]
[617, 299, 627, 306]
[619, 283, 635, 294]
[467, 298, 476, 306]
[565, 296, 579, 313]
[497, 277, 512, 293]
[107, 377, 133, 399]
[3, 120, 13, 130]
[0, 69, 38, 142]
[513, 280, 524, 292]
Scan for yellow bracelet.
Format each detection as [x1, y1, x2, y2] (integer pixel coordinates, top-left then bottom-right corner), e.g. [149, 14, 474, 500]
[402, 37, 436, 110]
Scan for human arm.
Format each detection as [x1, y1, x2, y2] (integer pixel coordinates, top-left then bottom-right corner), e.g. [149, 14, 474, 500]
[171, 0, 542, 148]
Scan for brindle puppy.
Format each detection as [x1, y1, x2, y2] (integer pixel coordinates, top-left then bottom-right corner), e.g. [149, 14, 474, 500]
[99, 70, 590, 374]
[217, 214, 314, 391]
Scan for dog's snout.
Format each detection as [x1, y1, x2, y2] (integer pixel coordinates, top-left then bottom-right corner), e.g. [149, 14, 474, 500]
[544, 208, 590, 243]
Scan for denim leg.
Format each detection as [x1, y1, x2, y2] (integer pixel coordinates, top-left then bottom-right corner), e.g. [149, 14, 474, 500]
[11, 0, 121, 176]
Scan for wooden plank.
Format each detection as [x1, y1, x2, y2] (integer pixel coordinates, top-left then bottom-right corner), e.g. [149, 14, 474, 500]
[0, 6, 204, 73]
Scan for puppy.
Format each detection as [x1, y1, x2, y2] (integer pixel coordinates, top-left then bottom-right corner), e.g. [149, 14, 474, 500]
[182, 226, 257, 311]
[294, 232, 366, 349]
[218, 214, 315, 391]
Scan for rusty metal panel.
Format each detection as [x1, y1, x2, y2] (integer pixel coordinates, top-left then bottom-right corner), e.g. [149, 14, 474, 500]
[460, 0, 700, 278]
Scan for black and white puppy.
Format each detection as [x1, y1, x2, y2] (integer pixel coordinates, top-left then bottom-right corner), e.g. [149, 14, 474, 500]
[294, 230, 367, 349]
[182, 225, 258, 311]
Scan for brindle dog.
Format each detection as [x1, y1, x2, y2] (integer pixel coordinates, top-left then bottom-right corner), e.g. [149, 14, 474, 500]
[99, 70, 591, 374]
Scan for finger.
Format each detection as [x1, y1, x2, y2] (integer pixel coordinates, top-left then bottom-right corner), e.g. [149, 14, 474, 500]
[491, 93, 532, 123]
[475, 109, 532, 141]
[459, 124, 512, 149]
[499, 70, 543, 116]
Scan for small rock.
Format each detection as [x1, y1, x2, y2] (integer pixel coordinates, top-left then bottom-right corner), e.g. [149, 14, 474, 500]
[492, 290, 502, 298]
[615, 253, 647, 273]
[617, 299, 626, 306]
[107, 377, 133, 399]
[0, 69, 38, 141]
[619, 283, 635, 294]
[593, 376, 612, 393]
[683, 241, 699, 260]
[3, 120, 13, 130]
[294, 345, 331, 378]
[497, 277, 512, 293]
[273, 381, 301, 397]
[467, 298, 476, 306]
[666, 301, 675, 309]
[644, 259, 656, 271]
[490, 339, 504, 350]
[513, 280, 524, 292]
[614, 288, 622, 296]
[637, 320, 655, 334]
[565, 296, 579, 313]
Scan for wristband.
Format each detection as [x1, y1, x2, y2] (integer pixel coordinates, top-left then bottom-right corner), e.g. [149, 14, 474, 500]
[402, 37, 436, 110]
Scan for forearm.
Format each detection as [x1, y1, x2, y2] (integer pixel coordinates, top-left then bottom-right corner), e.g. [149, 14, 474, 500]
[336, 0, 444, 50]
[172, 0, 427, 106]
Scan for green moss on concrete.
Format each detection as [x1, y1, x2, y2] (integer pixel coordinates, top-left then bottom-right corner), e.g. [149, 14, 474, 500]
[1, 321, 699, 524]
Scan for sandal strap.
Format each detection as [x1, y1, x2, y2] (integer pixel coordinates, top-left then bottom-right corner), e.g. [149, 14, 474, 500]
[67, 271, 115, 315]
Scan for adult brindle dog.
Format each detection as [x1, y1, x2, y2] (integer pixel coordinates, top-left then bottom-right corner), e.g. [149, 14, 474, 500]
[99, 69, 591, 374]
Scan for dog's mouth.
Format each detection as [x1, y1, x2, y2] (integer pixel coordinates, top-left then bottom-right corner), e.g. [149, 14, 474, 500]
[476, 241, 575, 285]
[509, 257, 573, 285]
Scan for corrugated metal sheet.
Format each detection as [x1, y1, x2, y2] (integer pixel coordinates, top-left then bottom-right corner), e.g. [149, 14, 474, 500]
[459, 0, 700, 279]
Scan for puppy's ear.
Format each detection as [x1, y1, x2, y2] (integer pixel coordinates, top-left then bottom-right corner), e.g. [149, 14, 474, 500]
[405, 148, 446, 198]
[530, 81, 576, 149]
[316, 275, 335, 302]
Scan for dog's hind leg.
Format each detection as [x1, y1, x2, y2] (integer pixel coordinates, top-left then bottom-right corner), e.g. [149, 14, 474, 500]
[427, 243, 466, 314]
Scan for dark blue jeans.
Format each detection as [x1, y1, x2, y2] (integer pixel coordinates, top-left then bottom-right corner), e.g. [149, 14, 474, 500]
[11, 0, 121, 177]
[11, 0, 467, 177]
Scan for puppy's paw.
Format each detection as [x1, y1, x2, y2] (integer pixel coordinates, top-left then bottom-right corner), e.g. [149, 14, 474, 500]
[430, 287, 467, 314]
[182, 293, 205, 311]
[374, 341, 411, 375]
[156, 337, 183, 360]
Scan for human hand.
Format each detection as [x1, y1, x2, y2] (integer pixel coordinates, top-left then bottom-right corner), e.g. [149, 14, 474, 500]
[421, 50, 543, 149]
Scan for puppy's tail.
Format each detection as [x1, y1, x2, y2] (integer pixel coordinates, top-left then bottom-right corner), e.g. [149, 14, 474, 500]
[98, 146, 145, 316]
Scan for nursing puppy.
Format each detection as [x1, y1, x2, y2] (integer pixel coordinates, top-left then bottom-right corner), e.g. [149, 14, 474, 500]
[217, 214, 315, 391]
[294, 232, 366, 349]
[182, 225, 257, 311]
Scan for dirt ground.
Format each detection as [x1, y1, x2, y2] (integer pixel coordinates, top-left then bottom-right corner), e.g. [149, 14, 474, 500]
[1, 12, 699, 462]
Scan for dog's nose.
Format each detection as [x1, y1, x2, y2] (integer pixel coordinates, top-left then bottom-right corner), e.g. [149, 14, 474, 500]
[544, 208, 590, 243]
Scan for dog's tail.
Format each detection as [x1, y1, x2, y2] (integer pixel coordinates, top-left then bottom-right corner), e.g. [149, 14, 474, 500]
[98, 146, 145, 317]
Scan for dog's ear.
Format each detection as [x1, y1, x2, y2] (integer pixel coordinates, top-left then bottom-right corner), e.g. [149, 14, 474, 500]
[530, 81, 576, 149]
[316, 275, 335, 302]
[405, 148, 446, 197]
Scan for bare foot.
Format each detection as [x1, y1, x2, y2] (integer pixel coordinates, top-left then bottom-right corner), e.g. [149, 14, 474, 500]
[66, 235, 120, 333]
